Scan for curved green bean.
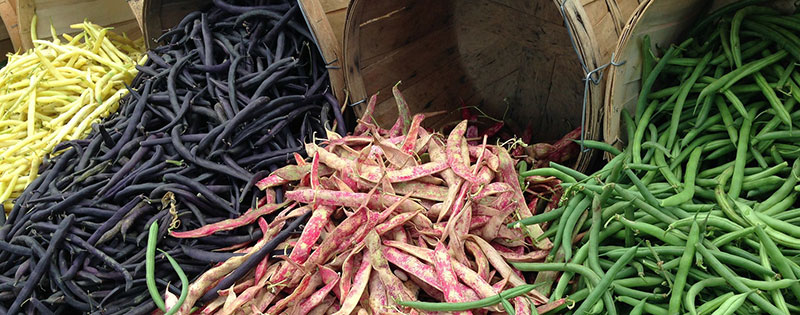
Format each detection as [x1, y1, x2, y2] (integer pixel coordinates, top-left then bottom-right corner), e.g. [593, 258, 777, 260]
[573, 245, 638, 315]
[160, 249, 188, 315]
[398, 284, 540, 312]
[146, 221, 166, 311]
[669, 221, 700, 313]
[662, 147, 703, 207]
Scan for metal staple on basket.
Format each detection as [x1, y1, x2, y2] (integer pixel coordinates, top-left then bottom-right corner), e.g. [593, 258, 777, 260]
[559, 0, 626, 153]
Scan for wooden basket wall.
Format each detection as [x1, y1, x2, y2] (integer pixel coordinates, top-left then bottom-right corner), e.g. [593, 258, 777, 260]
[14, 0, 141, 51]
[603, 0, 742, 146]
[343, 0, 639, 171]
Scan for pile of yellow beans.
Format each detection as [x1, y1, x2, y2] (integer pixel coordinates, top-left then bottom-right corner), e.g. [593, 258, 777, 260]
[0, 17, 145, 211]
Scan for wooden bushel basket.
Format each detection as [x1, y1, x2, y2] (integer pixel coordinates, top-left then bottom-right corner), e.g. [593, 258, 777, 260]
[14, 0, 141, 51]
[134, 0, 348, 102]
[603, 0, 753, 147]
[343, 0, 639, 172]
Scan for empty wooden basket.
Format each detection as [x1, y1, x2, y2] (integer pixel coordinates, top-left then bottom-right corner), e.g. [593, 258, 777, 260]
[343, 0, 639, 171]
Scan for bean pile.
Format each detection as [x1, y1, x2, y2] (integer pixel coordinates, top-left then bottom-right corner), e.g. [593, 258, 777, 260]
[170, 87, 572, 314]
[0, 0, 342, 313]
[511, 2, 800, 314]
[0, 19, 144, 212]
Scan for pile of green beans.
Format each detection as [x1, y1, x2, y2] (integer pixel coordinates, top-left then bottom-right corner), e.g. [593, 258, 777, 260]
[509, 1, 800, 314]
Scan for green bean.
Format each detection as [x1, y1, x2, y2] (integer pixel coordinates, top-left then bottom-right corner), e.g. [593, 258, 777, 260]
[574, 139, 621, 156]
[738, 277, 800, 291]
[613, 285, 666, 301]
[588, 185, 614, 277]
[754, 130, 800, 142]
[512, 263, 600, 284]
[500, 298, 514, 314]
[698, 50, 788, 104]
[712, 226, 755, 248]
[612, 277, 664, 288]
[398, 284, 541, 312]
[637, 39, 693, 121]
[754, 96, 797, 151]
[721, 89, 749, 119]
[146, 221, 166, 311]
[713, 291, 752, 315]
[562, 196, 591, 261]
[772, 208, 800, 221]
[743, 161, 788, 181]
[614, 186, 677, 223]
[616, 295, 668, 315]
[668, 52, 712, 151]
[754, 72, 793, 127]
[762, 192, 798, 217]
[742, 18, 800, 61]
[616, 215, 684, 245]
[643, 141, 672, 158]
[517, 160, 528, 187]
[777, 63, 796, 89]
[642, 34, 655, 87]
[683, 115, 722, 149]
[662, 147, 703, 207]
[634, 100, 659, 164]
[696, 292, 735, 315]
[751, 146, 768, 170]
[687, 0, 763, 37]
[520, 168, 576, 183]
[715, 97, 739, 146]
[509, 207, 564, 228]
[732, 6, 777, 67]
[674, 133, 726, 170]
[696, 244, 784, 314]
[769, 145, 784, 163]
[669, 221, 700, 314]
[623, 109, 636, 148]
[705, 144, 736, 161]
[625, 168, 660, 207]
[702, 138, 735, 152]
[573, 246, 638, 315]
[159, 249, 188, 315]
[699, 160, 736, 178]
[686, 277, 727, 315]
[728, 107, 756, 199]
[629, 297, 649, 315]
[709, 248, 777, 277]
[760, 245, 784, 314]
[547, 206, 569, 263]
[741, 175, 784, 191]
[655, 150, 682, 189]
[753, 211, 800, 238]
[626, 163, 662, 172]
[752, 224, 800, 303]
[696, 68, 725, 126]
[718, 20, 734, 67]
[757, 159, 800, 213]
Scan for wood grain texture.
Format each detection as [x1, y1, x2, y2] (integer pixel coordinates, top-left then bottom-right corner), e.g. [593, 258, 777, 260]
[13, 0, 140, 51]
[299, 0, 346, 105]
[0, 0, 21, 51]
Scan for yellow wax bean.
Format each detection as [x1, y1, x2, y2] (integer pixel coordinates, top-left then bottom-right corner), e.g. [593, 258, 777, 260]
[27, 76, 36, 136]
[34, 48, 67, 80]
[0, 16, 144, 212]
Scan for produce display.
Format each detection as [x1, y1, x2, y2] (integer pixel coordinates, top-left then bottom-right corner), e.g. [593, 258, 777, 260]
[171, 88, 573, 314]
[0, 1, 341, 313]
[0, 19, 144, 212]
[4, 0, 800, 314]
[512, 2, 800, 314]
